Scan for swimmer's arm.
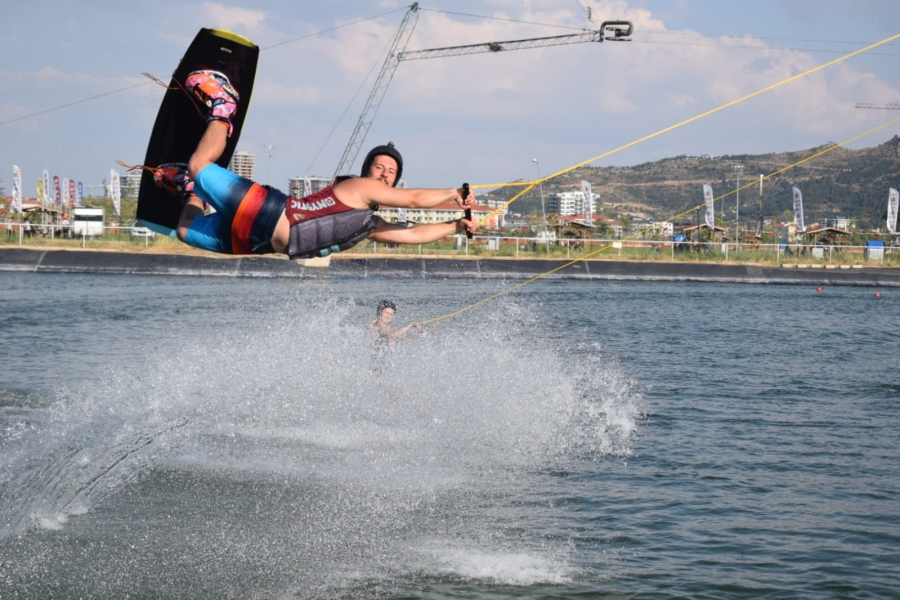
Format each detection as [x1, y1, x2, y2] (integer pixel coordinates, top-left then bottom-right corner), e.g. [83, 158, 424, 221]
[368, 218, 476, 245]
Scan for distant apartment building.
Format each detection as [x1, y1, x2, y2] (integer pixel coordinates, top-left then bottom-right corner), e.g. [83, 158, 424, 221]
[653, 222, 675, 237]
[123, 170, 142, 200]
[288, 176, 331, 198]
[228, 151, 256, 180]
[547, 190, 597, 216]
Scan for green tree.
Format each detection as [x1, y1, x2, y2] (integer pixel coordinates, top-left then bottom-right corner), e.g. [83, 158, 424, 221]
[617, 215, 631, 238]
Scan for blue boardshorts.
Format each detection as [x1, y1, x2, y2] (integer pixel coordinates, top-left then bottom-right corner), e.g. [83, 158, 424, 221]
[184, 164, 285, 254]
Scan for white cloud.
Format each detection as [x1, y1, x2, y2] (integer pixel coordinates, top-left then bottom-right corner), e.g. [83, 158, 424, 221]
[252, 80, 322, 106]
[201, 3, 267, 33]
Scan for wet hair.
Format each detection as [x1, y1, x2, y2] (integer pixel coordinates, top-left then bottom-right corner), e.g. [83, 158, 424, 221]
[376, 299, 396, 316]
[360, 142, 403, 187]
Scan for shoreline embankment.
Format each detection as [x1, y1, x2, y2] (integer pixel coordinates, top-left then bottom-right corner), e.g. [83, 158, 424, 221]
[3, 247, 900, 286]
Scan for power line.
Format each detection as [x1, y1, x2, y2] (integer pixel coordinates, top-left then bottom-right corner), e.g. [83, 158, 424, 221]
[421, 6, 900, 50]
[418, 7, 589, 32]
[0, 7, 409, 128]
[633, 39, 900, 56]
[0, 81, 152, 127]
[262, 6, 408, 51]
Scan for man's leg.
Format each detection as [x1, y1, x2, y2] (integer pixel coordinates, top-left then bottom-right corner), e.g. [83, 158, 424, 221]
[187, 121, 229, 180]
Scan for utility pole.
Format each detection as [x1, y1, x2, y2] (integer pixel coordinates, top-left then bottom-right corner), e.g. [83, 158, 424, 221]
[532, 158, 549, 253]
[265, 144, 275, 185]
[756, 174, 764, 236]
[733, 164, 743, 251]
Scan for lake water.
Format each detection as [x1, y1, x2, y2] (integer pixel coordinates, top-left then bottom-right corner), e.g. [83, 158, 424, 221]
[1, 273, 898, 599]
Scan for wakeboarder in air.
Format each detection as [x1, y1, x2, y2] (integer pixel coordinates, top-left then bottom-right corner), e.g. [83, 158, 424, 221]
[137, 70, 478, 258]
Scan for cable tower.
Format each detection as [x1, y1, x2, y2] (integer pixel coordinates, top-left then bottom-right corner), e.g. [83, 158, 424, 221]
[334, 9, 632, 178]
[334, 3, 421, 178]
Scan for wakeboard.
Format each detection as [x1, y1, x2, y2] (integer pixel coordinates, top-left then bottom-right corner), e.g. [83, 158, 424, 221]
[136, 28, 258, 235]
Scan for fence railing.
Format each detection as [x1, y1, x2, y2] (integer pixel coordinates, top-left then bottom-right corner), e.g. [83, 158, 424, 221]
[1, 222, 173, 249]
[2, 224, 897, 265]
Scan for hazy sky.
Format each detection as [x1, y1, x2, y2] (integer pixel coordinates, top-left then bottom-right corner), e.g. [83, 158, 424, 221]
[2, 0, 899, 195]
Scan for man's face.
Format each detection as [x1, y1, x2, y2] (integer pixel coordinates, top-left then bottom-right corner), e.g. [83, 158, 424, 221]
[380, 307, 395, 323]
[367, 155, 398, 187]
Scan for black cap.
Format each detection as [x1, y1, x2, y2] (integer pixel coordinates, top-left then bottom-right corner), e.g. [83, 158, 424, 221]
[361, 142, 403, 187]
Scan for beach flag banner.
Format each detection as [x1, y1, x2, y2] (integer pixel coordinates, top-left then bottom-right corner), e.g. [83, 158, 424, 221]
[37, 178, 45, 205]
[62, 178, 70, 208]
[703, 184, 714, 229]
[53, 175, 61, 205]
[111, 169, 121, 216]
[396, 207, 407, 224]
[77, 182, 83, 207]
[68, 179, 77, 211]
[12, 165, 23, 213]
[887, 188, 898, 234]
[303, 177, 312, 197]
[792, 187, 805, 232]
[42, 171, 51, 206]
[581, 180, 593, 223]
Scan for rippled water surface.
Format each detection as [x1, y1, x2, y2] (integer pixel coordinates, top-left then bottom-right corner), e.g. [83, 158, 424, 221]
[1, 273, 898, 598]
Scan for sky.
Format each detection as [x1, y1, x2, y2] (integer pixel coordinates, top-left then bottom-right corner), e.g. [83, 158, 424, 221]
[2, 0, 899, 197]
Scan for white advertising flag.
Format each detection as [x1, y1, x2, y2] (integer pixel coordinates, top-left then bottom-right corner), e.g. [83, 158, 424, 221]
[792, 187, 805, 232]
[12, 165, 23, 213]
[42, 170, 51, 206]
[111, 169, 121, 216]
[303, 177, 312, 197]
[62, 178, 70, 207]
[396, 207, 407, 225]
[581, 180, 593, 223]
[887, 188, 898, 235]
[703, 184, 714, 229]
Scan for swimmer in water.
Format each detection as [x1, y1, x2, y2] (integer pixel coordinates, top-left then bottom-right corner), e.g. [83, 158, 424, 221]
[371, 300, 420, 347]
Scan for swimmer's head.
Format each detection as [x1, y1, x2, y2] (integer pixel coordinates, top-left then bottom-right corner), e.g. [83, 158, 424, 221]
[376, 299, 396, 318]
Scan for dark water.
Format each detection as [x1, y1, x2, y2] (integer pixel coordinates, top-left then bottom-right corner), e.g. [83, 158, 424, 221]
[1, 273, 898, 599]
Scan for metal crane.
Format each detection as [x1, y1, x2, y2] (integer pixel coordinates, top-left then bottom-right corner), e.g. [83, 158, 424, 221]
[333, 4, 633, 178]
[333, 3, 421, 179]
[397, 20, 632, 61]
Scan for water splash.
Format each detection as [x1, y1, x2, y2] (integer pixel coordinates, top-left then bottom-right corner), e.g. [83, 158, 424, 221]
[0, 290, 643, 596]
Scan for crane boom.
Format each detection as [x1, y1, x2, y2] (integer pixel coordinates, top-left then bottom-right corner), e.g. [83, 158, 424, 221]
[856, 102, 900, 110]
[397, 21, 632, 61]
[333, 3, 420, 179]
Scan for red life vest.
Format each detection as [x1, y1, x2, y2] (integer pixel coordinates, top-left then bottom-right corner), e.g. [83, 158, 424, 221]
[285, 185, 377, 259]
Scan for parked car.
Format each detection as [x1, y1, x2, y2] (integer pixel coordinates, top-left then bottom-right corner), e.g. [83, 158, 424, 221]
[131, 223, 156, 239]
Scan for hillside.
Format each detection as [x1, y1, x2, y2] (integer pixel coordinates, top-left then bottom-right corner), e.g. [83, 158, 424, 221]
[487, 136, 900, 228]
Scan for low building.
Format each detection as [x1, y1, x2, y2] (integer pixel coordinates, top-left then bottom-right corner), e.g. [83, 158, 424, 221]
[376, 200, 497, 230]
[288, 176, 331, 198]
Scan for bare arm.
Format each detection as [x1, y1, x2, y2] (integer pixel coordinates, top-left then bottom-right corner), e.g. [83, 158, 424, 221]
[368, 217, 476, 245]
[176, 196, 206, 242]
[335, 177, 473, 210]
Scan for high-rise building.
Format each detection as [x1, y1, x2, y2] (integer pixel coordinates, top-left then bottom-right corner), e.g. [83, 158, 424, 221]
[548, 190, 596, 216]
[228, 151, 256, 180]
[123, 170, 142, 200]
[288, 176, 331, 197]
